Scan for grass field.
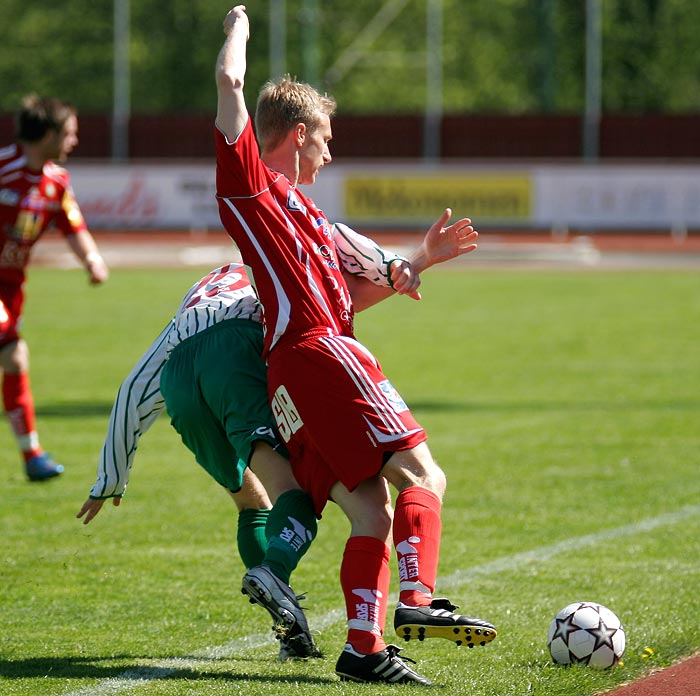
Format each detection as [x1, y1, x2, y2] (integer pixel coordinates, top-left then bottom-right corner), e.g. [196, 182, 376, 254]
[1, 265, 699, 696]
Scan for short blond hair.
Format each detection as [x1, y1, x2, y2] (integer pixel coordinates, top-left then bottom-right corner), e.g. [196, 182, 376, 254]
[255, 76, 336, 151]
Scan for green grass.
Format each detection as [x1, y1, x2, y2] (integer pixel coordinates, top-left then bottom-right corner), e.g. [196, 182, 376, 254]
[1, 266, 699, 696]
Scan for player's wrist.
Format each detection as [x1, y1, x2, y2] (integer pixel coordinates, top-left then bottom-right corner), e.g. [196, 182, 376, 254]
[407, 245, 429, 274]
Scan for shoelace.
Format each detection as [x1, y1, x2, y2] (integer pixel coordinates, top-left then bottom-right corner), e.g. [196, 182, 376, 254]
[385, 644, 416, 664]
[430, 597, 459, 612]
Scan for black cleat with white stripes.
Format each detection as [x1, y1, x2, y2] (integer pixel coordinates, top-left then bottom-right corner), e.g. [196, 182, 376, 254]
[242, 565, 321, 659]
[335, 644, 432, 685]
[394, 598, 497, 647]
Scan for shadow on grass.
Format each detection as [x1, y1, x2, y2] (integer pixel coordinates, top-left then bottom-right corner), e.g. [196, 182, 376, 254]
[0, 656, 335, 685]
[31, 396, 700, 419]
[0, 656, 134, 679]
[35, 401, 115, 418]
[410, 398, 700, 413]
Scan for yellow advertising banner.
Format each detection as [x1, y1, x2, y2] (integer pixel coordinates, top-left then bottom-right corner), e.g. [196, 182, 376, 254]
[345, 175, 532, 222]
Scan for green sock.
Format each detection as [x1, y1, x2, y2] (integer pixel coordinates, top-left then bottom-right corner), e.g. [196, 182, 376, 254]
[237, 508, 270, 569]
[264, 489, 318, 584]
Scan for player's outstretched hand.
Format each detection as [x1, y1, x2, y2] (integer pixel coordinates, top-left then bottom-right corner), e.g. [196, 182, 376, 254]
[422, 208, 478, 269]
[389, 259, 421, 300]
[76, 496, 121, 525]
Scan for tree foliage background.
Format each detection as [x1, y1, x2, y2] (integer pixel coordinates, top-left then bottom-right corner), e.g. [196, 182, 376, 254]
[1, 0, 698, 116]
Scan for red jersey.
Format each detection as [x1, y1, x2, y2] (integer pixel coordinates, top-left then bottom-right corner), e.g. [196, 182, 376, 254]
[0, 143, 88, 285]
[215, 119, 353, 357]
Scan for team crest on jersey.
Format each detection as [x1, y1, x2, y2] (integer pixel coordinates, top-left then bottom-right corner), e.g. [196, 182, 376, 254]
[377, 379, 409, 413]
[286, 190, 307, 215]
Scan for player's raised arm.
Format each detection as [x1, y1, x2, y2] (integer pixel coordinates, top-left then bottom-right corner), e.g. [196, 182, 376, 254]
[215, 5, 250, 141]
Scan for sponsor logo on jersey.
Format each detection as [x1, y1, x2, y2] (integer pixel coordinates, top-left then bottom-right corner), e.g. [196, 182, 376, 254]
[315, 243, 332, 259]
[312, 242, 340, 270]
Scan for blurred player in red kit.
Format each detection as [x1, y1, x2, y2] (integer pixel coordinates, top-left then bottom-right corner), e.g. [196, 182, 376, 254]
[0, 94, 109, 481]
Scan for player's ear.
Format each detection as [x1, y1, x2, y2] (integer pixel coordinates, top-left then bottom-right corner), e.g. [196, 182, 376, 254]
[294, 122, 306, 147]
[38, 128, 58, 149]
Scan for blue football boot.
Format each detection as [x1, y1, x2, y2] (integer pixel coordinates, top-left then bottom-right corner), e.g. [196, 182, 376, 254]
[25, 453, 64, 481]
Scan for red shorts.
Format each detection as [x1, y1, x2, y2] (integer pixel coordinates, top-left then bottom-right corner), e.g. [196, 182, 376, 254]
[267, 332, 427, 516]
[0, 283, 24, 347]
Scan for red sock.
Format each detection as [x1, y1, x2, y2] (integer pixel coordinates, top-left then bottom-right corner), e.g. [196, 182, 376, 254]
[341, 536, 391, 655]
[393, 487, 443, 607]
[3, 372, 41, 462]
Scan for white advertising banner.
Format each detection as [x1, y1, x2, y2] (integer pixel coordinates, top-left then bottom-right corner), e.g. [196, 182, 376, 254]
[534, 166, 700, 230]
[68, 161, 700, 231]
[69, 163, 221, 230]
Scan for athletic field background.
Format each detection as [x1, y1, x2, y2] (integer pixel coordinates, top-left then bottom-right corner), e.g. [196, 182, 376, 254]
[1, 262, 699, 695]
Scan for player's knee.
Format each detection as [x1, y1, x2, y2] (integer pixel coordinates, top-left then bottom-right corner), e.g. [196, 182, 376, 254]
[348, 500, 392, 541]
[332, 478, 393, 541]
[382, 444, 446, 498]
[0, 339, 28, 373]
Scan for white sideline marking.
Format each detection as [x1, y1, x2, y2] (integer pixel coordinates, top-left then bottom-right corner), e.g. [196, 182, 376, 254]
[440, 504, 700, 589]
[62, 505, 700, 695]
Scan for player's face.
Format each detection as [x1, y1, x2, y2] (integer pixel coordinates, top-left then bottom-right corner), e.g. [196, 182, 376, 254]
[44, 114, 79, 162]
[298, 112, 332, 186]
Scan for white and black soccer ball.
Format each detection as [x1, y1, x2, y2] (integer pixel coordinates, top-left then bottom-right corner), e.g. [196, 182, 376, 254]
[547, 601, 625, 669]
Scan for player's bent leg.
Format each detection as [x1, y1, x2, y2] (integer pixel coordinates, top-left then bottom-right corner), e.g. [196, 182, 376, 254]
[329, 475, 393, 541]
[383, 444, 497, 647]
[248, 441, 297, 503]
[249, 443, 318, 584]
[380, 441, 446, 498]
[228, 470, 272, 570]
[228, 467, 272, 511]
[1, 340, 59, 479]
[244, 444, 321, 660]
[329, 478, 431, 684]
[0, 337, 29, 373]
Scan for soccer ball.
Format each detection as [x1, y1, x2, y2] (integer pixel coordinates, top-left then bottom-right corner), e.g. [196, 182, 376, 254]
[547, 602, 625, 669]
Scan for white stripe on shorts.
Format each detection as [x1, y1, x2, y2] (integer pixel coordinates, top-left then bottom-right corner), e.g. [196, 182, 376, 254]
[320, 335, 410, 435]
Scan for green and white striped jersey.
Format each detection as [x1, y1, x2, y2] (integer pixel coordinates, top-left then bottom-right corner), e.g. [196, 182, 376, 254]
[89, 225, 407, 499]
[90, 263, 259, 498]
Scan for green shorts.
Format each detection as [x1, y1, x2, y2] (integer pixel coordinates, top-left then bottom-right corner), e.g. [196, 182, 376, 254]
[159, 319, 283, 492]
